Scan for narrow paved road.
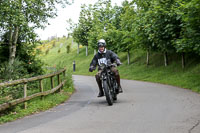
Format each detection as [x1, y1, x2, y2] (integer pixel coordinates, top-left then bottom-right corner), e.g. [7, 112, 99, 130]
[0, 75, 200, 133]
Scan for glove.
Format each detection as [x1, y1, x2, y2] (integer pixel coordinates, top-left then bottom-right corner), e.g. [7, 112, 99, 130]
[89, 66, 95, 72]
[116, 59, 122, 66]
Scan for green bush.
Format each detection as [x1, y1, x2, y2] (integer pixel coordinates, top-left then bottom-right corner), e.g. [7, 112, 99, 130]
[0, 58, 27, 80]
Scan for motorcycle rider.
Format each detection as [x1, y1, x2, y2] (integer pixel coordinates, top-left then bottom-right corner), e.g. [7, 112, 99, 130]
[89, 39, 123, 97]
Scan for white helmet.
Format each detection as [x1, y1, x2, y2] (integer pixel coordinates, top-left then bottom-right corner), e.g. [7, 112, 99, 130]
[97, 39, 106, 47]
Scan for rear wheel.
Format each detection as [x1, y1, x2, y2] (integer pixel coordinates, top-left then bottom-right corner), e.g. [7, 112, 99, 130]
[103, 80, 113, 106]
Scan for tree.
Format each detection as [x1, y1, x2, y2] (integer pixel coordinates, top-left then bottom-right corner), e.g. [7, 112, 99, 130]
[119, 0, 136, 64]
[66, 18, 79, 54]
[88, 0, 114, 50]
[133, 0, 156, 65]
[0, 0, 73, 66]
[174, 0, 200, 68]
[88, 0, 123, 53]
[72, 4, 93, 56]
[141, 0, 181, 66]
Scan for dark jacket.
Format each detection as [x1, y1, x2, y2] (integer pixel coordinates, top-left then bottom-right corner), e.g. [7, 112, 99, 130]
[90, 49, 119, 70]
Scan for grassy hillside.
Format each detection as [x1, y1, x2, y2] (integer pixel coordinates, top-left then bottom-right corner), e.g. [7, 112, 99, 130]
[1, 37, 199, 124]
[42, 38, 200, 93]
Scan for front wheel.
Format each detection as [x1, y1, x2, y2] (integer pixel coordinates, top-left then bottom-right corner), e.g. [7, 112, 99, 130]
[113, 80, 118, 101]
[103, 80, 113, 106]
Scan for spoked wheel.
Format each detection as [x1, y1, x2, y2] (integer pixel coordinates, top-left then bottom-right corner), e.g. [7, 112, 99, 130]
[103, 80, 113, 106]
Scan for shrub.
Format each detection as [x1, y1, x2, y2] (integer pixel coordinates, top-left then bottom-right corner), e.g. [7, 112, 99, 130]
[0, 58, 27, 80]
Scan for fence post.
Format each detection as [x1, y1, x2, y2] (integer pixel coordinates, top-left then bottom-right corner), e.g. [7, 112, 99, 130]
[51, 76, 54, 89]
[61, 70, 66, 90]
[57, 74, 61, 92]
[39, 80, 44, 100]
[63, 70, 66, 78]
[24, 83, 27, 109]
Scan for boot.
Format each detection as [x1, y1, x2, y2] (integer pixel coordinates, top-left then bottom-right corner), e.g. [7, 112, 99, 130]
[97, 82, 104, 97]
[116, 75, 123, 93]
[97, 87, 104, 97]
[118, 85, 123, 93]
[96, 75, 104, 97]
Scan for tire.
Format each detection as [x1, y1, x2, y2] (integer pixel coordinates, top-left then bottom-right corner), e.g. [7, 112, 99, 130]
[113, 80, 118, 101]
[103, 80, 113, 106]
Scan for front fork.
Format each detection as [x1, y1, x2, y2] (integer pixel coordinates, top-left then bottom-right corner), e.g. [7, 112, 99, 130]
[101, 73, 116, 95]
[101, 75, 110, 90]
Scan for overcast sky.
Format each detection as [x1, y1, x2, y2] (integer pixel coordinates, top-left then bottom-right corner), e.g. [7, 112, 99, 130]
[35, 0, 125, 40]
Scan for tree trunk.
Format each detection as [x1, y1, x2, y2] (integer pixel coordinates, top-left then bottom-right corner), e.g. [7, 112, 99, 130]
[9, 26, 19, 65]
[127, 50, 130, 65]
[94, 49, 96, 55]
[164, 52, 168, 67]
[8, 28, 13, 64]
[86, 45, 88, 56]
[146, 50, 150, 66]
[77, 44, 79, 54]
[182, 52, 185, 69]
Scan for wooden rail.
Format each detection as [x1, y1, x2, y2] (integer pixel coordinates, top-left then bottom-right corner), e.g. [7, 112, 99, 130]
[0, 68, 67, 112]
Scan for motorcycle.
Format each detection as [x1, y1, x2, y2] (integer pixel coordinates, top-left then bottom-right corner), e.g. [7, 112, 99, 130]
[99, 61, 119, 106]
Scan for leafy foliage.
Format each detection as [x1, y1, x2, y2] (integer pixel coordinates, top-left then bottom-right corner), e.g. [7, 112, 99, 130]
[72, 4, 93, 46]
[71, 0, 200, 66]
[0, 0, 73, 80]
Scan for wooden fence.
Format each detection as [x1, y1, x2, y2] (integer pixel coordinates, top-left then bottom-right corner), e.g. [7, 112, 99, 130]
[0, 68, 67, 112]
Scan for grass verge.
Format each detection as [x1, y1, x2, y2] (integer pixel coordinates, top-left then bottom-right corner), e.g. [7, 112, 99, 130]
[0, 85, 73, 124]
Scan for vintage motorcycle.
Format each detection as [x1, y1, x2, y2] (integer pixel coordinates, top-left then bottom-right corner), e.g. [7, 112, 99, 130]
[99, 61, 119, 106]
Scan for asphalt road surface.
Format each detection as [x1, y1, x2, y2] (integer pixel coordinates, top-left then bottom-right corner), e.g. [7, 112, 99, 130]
[0, 75, 200, 133]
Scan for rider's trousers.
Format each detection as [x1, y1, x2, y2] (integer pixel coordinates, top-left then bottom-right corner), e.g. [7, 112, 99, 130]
[95, 67, 121, 92]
